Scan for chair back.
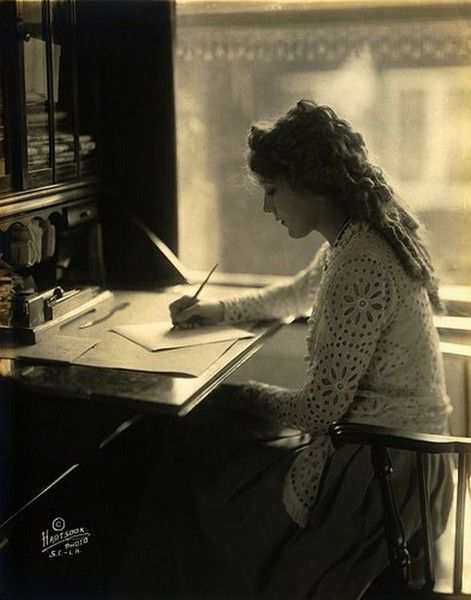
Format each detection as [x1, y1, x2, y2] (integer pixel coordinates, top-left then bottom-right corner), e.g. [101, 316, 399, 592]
[329, 422, 471, 596]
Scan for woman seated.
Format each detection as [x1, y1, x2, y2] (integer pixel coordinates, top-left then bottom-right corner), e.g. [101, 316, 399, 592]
[127, 99, 454, 600]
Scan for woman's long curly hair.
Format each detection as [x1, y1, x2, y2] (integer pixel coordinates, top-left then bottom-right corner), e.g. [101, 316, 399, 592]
[247, 99, 443, 312]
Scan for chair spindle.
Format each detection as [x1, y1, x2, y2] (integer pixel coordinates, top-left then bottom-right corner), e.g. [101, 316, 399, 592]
[416, 451, 435, 590]
[453, 453, 468, 594]
[371, 444, 411, 585]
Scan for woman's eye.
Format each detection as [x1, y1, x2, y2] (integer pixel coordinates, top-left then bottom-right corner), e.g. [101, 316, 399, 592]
[266, 188, 275, 197]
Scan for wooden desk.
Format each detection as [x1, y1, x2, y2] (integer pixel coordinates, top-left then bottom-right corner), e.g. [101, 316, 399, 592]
[0, 286, 285, 541]
[0, 286, 284, 416]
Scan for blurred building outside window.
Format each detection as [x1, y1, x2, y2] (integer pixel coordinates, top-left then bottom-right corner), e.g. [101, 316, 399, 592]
[174, 1, 471, 287]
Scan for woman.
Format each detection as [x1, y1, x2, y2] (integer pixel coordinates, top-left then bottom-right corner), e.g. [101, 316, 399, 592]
[133, 100, 453, 599]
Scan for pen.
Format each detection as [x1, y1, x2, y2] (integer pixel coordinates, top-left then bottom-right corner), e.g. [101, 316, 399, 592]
[171, 263, 218, 330]
[191, 262, 218, 301]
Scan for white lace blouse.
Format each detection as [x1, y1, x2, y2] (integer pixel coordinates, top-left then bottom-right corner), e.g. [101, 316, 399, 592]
[222, 220, 452, 528]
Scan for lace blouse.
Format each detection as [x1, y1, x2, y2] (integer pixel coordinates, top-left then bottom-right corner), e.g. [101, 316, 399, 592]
[222, 220, 452, 528]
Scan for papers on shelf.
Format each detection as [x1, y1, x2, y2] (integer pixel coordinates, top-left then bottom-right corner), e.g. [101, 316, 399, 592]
[111, 322, 255, 352]
[18, 335, 99, 363]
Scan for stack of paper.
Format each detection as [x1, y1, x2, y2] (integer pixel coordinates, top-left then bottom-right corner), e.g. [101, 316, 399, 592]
[73, 338, 238, 376]
[15, 323, 256, 378]
[18, 335, 99, 363]
[111, 322, 255, 352]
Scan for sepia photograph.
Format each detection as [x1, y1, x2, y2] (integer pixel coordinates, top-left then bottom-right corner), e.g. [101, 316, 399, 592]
[0, 0, 470, 598]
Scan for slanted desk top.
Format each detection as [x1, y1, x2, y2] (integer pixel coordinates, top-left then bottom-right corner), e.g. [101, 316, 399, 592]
[0, 286, 284, 417]
[0, 285, 285, 541]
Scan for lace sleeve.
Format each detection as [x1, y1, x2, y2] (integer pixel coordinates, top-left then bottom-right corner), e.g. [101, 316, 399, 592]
[244, 254, 394, 434]
[223, 242, 330, 323]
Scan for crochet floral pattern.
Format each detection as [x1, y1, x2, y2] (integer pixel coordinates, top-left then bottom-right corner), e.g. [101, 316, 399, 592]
[320, 366, 357, 404]
[343, 280, 383, 325]
[223, 220, 451, 527]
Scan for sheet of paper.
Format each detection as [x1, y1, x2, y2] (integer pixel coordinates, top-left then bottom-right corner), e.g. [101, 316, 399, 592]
[73, 339, 237, 377]
[111, 321, 255, 352]
[18, 335, 99, 363]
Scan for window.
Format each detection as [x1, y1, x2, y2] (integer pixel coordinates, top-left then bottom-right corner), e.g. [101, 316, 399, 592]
[174, 1, 471, 286]
[398, 88, 426, 182]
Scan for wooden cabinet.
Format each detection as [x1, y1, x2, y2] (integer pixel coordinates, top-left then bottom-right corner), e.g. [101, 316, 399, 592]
[0, 0, 179, 302]
[0, 0, 97, 199]
[0, 3, 15, 196]
[0, 0, 104, 309]
[0, 65, 12, 195]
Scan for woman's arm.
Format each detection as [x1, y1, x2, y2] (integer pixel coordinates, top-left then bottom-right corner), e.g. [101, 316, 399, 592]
[241, 254, 394, 434]
[169, 241, 330, 327]
[223, 241, 330, 323]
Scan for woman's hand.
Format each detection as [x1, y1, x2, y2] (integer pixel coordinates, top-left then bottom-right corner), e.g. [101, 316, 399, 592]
[169, 296, 224, 328]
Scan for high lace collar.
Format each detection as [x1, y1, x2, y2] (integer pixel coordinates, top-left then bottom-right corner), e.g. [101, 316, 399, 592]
[324, 220, 367, 271]
[332, 218, 353, 248]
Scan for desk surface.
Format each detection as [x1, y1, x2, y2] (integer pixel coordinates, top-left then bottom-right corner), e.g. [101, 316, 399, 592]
[0, 286, 284, 416]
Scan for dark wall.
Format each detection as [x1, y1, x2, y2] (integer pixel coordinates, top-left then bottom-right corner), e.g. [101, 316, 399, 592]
[78, 0, 180, 288]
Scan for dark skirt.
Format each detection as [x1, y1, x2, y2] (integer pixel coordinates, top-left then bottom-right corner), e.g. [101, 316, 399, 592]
[120, 390, 454, 600]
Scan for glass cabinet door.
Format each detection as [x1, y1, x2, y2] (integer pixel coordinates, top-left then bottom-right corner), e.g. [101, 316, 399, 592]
[19, 0, 54, 185]
[51, 0, 79, 182]
[0, 0, 97, 197]
[18, 0, 94, 187]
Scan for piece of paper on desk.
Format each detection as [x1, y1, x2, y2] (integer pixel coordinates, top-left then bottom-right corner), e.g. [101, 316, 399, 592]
[73, 339, 237, 377]
[111, 322, 255, 352]
[18, 335, 99, 363]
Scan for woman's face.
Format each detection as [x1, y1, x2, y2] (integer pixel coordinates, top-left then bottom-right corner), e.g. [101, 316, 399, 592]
[259, 176, 319, 238]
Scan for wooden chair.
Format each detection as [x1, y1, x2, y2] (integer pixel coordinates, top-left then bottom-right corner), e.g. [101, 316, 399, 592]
[329, 422, 471, 599]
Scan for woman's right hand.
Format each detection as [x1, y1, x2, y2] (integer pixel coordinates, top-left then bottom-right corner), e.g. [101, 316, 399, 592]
[169, 296, 225, 328]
